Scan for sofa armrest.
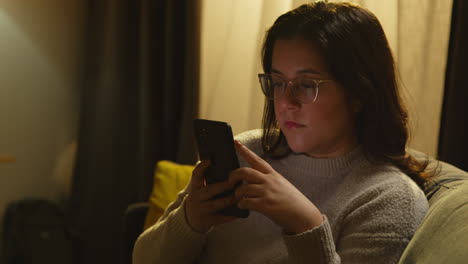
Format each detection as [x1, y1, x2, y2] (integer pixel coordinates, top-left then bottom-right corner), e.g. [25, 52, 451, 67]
[122, 202, 149, 264]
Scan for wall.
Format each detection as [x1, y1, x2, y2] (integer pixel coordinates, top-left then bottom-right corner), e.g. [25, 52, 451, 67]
[0, 0, 83, 257]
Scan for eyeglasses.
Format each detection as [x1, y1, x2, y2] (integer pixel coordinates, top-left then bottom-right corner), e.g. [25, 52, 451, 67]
[258, 73, 333, 104]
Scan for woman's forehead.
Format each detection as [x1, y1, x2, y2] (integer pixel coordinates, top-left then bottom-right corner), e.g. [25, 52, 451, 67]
[271, 39, 330, 78]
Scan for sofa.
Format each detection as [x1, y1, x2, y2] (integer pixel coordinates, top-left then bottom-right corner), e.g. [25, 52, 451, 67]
[397, 153, 468, 263]
[122, 155, 468, 264]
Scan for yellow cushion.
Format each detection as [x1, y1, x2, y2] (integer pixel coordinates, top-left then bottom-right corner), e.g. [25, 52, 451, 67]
[143, 160, 194, 230]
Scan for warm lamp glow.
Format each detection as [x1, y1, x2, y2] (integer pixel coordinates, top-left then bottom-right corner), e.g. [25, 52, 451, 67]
[0, 155, 15, 163]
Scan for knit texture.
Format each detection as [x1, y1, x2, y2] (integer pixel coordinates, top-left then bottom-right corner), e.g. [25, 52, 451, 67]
[133, 130, 428, 264]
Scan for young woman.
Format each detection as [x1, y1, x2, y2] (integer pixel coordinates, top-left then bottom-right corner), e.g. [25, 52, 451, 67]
[133, 2, 429, 263]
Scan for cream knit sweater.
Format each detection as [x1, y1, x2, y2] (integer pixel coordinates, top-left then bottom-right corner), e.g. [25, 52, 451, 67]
[133, 130, 428, 264]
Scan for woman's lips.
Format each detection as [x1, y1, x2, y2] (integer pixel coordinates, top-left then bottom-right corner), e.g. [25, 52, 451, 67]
[285, 121, 304, 129]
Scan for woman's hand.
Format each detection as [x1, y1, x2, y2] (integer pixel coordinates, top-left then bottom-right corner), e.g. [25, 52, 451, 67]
[184, 160, 238, 233]
[230, 141, 324, 234]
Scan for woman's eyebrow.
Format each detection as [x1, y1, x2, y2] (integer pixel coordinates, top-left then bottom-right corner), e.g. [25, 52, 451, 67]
[270, 68, 282, 74]
[271, 68, 324, 75]
[298, 69, 323, 74]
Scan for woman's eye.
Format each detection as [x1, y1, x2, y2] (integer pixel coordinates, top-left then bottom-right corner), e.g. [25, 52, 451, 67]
[300, 80, 316, 89]
[271, 79, 284, 88]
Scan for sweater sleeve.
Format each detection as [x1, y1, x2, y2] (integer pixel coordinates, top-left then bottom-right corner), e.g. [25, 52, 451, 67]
[284, 216, 341, 263]
[283, 176, 428, 264]
[132, 184, 208, 264]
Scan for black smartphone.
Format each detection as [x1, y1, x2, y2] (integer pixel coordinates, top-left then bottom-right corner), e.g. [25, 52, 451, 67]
[193, 119, 249, 218]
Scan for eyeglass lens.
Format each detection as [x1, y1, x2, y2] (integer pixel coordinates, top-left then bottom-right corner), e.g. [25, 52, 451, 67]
[260, 75, 319, 103]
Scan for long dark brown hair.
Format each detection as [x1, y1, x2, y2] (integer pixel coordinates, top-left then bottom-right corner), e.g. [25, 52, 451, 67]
[260, 1, 430, 187]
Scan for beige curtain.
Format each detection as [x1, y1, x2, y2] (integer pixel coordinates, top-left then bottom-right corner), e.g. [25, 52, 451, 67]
[200, 0, 453, 156]
[199, 0, 290, 135]
[394, 1, 453, 157]
[346, 0, 453, 157]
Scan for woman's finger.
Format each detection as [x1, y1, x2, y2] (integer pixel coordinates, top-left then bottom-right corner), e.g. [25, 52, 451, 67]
[229, 167, 264, 185]
[191, 160, 210, 189]
[198, 180, 233, 201]
[234, 183, 264, 199]
[234, 140, 272, 174]
[237, 196, 263, 211]
[201, 195, 237, 213]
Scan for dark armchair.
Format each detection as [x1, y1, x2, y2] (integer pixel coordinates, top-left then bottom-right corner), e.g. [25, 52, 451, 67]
[122, 202, 149, 264]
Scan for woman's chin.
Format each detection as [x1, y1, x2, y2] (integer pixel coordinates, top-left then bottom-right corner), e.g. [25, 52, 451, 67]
[285, 138, 314, 154]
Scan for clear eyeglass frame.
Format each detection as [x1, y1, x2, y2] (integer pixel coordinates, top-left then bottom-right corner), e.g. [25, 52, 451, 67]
[258, 73, 333, 104]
